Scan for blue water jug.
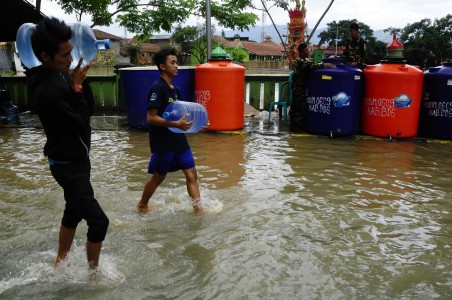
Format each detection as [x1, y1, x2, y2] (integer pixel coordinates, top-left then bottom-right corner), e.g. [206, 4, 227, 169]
[15, 23, 40, 69]
[162, 101, 208, 133]
[4, 102, 20, 125]
[16, 22, 110, 69]
[70, 22, 110, 69]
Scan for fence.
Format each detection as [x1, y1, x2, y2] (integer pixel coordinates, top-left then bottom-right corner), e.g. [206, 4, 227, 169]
[0, 72, 291, 114]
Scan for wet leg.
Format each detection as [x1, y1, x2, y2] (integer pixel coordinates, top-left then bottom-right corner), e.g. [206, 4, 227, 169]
[55, 225, 76, 267]
[183, 167, 203, 213]
[86, 241, 102, 269]
[136, 173, 166, 214]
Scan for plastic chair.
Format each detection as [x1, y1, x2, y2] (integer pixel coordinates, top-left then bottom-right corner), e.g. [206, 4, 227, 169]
[268, 71, 293, 123]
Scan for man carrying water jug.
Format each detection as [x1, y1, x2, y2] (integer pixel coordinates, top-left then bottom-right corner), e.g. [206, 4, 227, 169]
[136, 48, 204, 214]
[27, 17, 124, 285]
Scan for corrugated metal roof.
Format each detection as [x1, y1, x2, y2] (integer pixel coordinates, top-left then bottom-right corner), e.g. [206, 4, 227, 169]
[0, 0, 46, 41]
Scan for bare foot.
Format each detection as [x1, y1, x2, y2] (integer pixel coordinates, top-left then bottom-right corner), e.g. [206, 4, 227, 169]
[192, 199, 204, 214]
[89, 268, 126, 287]
[136, 202, 149, 214]
[194, 206, 204, 214]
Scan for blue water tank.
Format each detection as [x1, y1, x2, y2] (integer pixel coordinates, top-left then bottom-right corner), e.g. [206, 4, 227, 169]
[418, 61, 452, 139]
[119, 66, 195, 129]
[305, 60, 363, 136]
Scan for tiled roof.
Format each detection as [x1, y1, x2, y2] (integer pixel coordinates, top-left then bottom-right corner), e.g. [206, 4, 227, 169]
[119, 39, 160, 56]
[93, 29, 123, 41]
[214, 35, 285, 57]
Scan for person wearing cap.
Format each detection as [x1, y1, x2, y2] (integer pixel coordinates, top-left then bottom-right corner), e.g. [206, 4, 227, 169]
[343, 23, 367, 68]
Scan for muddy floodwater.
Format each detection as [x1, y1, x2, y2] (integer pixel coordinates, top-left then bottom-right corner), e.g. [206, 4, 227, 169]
[1, 116, 451, 299]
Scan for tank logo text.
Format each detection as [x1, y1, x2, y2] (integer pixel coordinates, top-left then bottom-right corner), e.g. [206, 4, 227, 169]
[307, 96, 331, 114]
[422, 92, 452, 118]
[364, 97, 396, 118]
[195, 89, 211, 107]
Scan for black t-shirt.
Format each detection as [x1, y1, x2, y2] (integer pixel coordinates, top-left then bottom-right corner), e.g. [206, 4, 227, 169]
[147, 77, 190, 153]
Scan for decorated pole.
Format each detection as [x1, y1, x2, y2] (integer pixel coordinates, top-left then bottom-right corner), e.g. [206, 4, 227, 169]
[287, 0, 307, 62]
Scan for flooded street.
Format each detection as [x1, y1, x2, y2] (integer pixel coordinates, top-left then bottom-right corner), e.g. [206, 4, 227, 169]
[1, 116, 451, 299]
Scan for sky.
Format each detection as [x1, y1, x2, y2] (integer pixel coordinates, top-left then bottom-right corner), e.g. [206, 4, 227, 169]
[32, 0, 451, 38]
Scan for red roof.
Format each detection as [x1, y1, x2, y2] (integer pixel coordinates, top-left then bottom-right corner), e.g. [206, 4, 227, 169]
[216, 35, 285, 57]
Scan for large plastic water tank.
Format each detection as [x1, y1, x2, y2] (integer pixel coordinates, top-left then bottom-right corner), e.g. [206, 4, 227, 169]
[195, 48, 245, 131]
[417, 61, 452, 139]
[305, 60, 362, 136]
[361, 61, 424, 138]
[119, 66, 195, 129]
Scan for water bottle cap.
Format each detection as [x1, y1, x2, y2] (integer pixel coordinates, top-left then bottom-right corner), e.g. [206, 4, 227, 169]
[96, 39, 111, 50]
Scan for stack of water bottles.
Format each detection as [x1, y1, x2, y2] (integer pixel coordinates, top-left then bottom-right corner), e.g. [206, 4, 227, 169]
[163, 100, 208, 133]
[16, 21, 110, 69]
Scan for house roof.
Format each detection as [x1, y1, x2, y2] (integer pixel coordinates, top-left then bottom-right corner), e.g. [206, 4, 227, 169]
[217, 35, 286, 57]
[0, 0, 46, 42]
[150, 35, 172, 41]
[92, 29, 123, 42]
[119, 39, 160, 56]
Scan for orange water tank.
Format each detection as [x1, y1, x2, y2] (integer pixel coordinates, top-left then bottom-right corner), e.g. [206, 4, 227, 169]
[361, 33, 424, 138]
[195, 56, 245, 131]
[361, 62, 424, 138]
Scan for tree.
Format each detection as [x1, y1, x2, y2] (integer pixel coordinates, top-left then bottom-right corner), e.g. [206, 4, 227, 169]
[394, 15, 452, 67]
[52, 0, 260, 37]
[171, 25, 199, 65]
[317, 19, 374, 48]
[172, 24, 215, 65]
[231, 49, 246, 62]
[317, 19, 380, 63]
[125, 42, 140, 65]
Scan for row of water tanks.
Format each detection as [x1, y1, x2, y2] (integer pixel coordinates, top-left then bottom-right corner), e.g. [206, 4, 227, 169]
[302, 59, 452, 139]
[121, 58, 452, 140]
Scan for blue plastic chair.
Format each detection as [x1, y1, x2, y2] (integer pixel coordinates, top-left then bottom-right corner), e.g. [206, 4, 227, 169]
[268, 71, 293, 123]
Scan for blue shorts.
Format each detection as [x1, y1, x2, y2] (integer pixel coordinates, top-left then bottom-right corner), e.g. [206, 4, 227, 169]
[148, 149, 195, 175]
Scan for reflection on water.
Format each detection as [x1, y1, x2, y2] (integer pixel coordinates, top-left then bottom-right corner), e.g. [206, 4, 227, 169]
[1, 120, 452, 299]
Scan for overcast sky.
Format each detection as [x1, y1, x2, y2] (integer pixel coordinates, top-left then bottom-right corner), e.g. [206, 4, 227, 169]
[32, 0, 451, 38]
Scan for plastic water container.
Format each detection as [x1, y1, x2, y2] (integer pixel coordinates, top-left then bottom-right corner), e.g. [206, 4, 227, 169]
[15, 23, 40, 69]
[418, 61, 452, 139]
[195, 48, 245, 131]
[361, 61, 424, 138]
[3, 102, 20, 125]
[70, 22, 110, 68]
[162, 100, 208, 133]
[305, 59, 362, 136]
[16, 22, 110, 69]
[119, 66, 195, 129]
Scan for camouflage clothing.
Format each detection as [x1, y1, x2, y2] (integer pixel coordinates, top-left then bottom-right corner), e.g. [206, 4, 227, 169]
[343, 37, 366, 67]
[290, 57, 325, 132]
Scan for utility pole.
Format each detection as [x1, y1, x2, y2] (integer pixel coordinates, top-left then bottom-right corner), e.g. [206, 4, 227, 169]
[307, 0, 335, 43]
[206, 0, 212, 60]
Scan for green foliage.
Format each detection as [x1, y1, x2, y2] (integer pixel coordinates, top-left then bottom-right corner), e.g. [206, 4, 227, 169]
[125, 42, 140, 65]
[53, 0, 261, 35]
[396, 15, 452, 67]
[231, 49, 246, 62]
[317, 19, 374, 48]
[316, 15, 452, 66]
[172, 24, 216, 65]
[317, 19, 377, 64]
